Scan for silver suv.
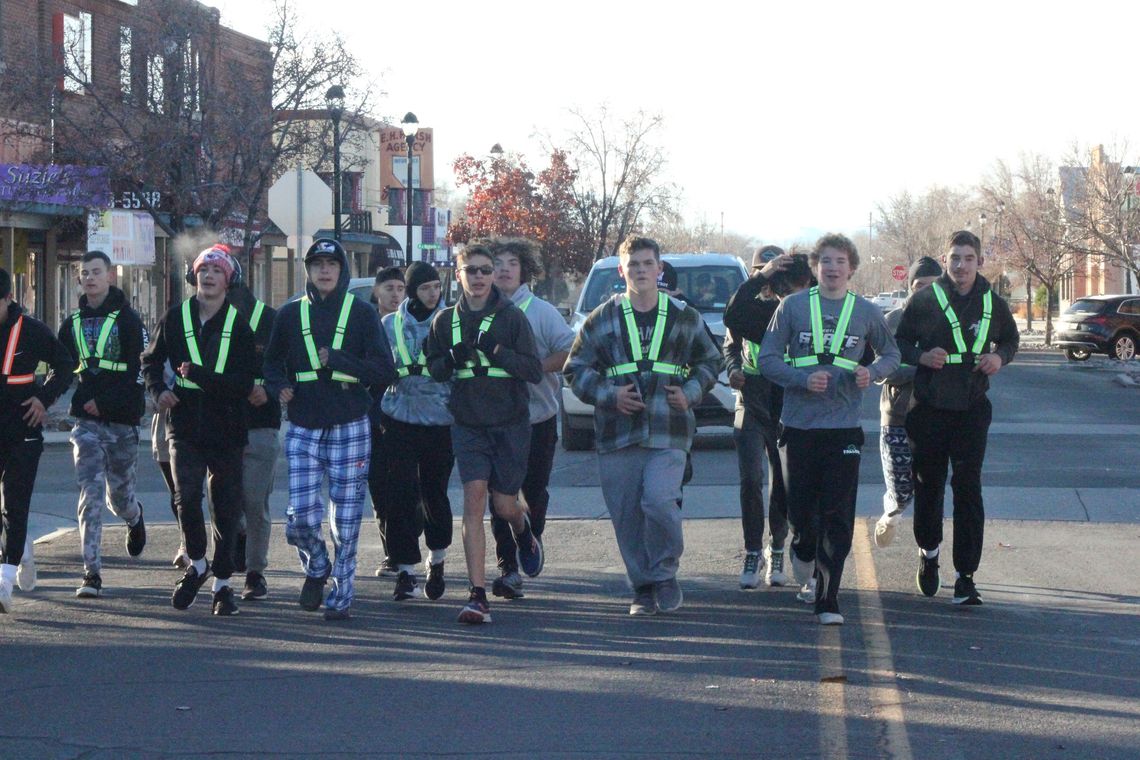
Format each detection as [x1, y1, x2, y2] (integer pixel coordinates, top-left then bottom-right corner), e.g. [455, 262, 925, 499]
[561, 253, 747, 450]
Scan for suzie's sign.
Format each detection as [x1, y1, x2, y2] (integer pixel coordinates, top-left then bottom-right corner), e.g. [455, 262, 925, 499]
[0, 163, 111, 208]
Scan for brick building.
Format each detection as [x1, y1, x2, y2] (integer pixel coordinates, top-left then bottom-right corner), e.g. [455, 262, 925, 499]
[0, 0, 272, 329]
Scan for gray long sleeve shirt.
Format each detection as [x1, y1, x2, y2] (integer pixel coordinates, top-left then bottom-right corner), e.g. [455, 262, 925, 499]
[756, 288, 900, 430]
[510, 284, 575, 424]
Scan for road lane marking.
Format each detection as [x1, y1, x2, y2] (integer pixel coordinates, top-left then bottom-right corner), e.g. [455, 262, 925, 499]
[852, 519, 914, 760]
[818, 624, 849, 759]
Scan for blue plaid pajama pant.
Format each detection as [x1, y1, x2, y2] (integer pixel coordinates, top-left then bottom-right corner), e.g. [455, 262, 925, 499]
[284, 416, 371, 612]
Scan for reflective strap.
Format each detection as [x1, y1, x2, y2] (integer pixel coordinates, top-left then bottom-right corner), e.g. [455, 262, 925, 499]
[931, 284, 993, 362]
[253, 378, 265, 386]
[518, 295, 533, 313]
[250, 300, 265, 334]
[456, 367, 511, 379]
[743, 339, 762, 374]
[297, 294, 359, 383]
[798, 287, 858, 372]
[450, 309, 503, 380]
[611, 293, 677, 378]
[973, 292, 993, 354]
[393, 311, 427, 377]
[2, 315, 22, 375]
[930, 283, 968, 354]
[214, 306, 238, 372]
[181, 300, 203, 365]
[72, 311, 126, 373]
[174, 376, 201, 390]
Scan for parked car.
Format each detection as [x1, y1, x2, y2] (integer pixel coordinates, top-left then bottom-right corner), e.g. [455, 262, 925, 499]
[560, 253, 747, 451]
[870, 290, 907, 312]
[1055, 295, 1140, 361]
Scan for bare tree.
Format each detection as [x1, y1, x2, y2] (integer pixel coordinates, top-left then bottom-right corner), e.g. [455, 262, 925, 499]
[551, 107, 678, 260]
[875, 186, 974, 265]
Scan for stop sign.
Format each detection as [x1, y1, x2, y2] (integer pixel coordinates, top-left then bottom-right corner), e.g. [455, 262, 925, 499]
[268, 169, 333, 237]
[892, 265, 907, 281]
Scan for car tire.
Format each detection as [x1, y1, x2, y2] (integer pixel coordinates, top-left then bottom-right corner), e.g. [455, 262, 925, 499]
[1064, 347, 1091, 361]
[560, 405, 595, 451]
[1110, 333, 1136, 361]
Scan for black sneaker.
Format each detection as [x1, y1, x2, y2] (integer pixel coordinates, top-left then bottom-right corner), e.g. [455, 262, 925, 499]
[425, 561, 445, 600]
[299, 569, 329, 611]
[172, 564, 211, 610]
[515, 519, 544, 578]
[212, 586, 239, 616]
[629, 584, 656, 616]
[234, 533, 248, 574]
[75, 572, 103, 598]
[324, 606, 352, 621]
[916, 552, 941, 597]
[125, 504, 146, 558]
[491, 571, 525, 599]
[952, 575, 983, 606]
[242, 571, 268, 600]
[375, 557, 398, 577]
[394, 571, 423, 601]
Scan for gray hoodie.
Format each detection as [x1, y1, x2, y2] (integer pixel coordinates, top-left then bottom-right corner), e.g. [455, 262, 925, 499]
[380, 298, 453, 427]
[509, 284, 576, 424]
[757, 288, 900, 430]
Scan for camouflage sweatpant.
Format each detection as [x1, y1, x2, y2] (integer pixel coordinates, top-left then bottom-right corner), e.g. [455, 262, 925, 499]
[71, 419, 141, 574]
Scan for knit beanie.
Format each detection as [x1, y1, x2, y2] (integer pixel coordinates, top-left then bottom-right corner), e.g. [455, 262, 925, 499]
[404, 261, 439, 295]
[908, 256, 943, 284]
[192, 245, 235, 283]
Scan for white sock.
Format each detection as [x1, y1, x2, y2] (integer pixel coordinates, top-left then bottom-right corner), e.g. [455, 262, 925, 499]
[397, 564, 415, 575]
[0, 563, 16, 584]
[921, 547, 940, 559]
[429, 549, 447, 564]
[191, 558, 207, 575]
[212, 578, 229, 592]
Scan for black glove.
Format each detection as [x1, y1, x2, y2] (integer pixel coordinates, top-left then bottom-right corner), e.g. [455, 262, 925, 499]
[449, 342, 475, 367]
[476, 329, 498, 356]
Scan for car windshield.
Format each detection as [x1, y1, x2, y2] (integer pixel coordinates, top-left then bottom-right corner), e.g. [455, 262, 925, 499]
[1065, 300, 1106, 315]
[580, 264, 745, 314]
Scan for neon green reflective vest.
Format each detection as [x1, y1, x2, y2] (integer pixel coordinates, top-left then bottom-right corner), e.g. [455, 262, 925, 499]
[249, 300, 266, 386]
[393, 311, 427, 379]
[788, 287, 859, 371]
[71, 310, 127, 373]
[930, 282, 992, 364]
[607, 292, 686, 379]
[175, 300, 238, 390]
[452, 308, 510, 379]
[296, 294, 359, 383]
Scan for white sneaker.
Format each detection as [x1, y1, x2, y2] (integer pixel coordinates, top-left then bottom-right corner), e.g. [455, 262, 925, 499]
[796, 578, 817, 604]
[0, 578, 12, 614]
[873, 513, 901, 549]
[791, 553, 815, 587]
[172, 547, 191, 570]
[17, 540, 36, 592]
[739, 551, 762, 590]
[818, 612, 844, 625]
[764, 545, 788, 586]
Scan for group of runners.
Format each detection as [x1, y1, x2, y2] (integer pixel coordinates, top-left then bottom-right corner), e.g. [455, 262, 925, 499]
[0, 227, 1017, 626]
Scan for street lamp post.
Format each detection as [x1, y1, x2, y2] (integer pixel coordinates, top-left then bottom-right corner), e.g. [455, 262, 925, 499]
[325, 85, 345, 241]
[401, 112, 419, 267]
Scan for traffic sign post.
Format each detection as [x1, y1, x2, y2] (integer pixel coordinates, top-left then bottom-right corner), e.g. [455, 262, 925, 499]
[269, 168, 333, 295]
[892, 265, 907, 282]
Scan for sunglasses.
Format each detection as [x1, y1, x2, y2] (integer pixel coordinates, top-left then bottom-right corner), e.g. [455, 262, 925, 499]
[461, 265, 494, 276]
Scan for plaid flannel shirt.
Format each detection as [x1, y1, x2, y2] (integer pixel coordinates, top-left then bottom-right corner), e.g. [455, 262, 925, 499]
[564, 293, 721, 454]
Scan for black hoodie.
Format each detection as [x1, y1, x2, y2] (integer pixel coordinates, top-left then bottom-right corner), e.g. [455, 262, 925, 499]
[425, 284, 542, 428]
[227, 284, 282, 431]
[263, 247, 395, 429]
[57, 286, 147, 426]
[0, 302, 74, 443]
[894, 272, 1020, 411]
[141, 295, 257, 448]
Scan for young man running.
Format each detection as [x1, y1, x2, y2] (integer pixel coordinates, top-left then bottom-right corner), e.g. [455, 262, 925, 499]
[378, 261, 454, 602]
[369, 265, 405, 576]
[723, 249, 810, 588]
[58, 250, 148, 598]
[895, 231, 1019, 605]
[425, 242, 543, 624]
[264, 239, 394, 621]
[488, 237, 575, 601]
[0, 268, 73, 613]
[873, 256, 942, 549]
[564, 236, 720, 616]
[756, 234, 899, 625]
[142, 247, 257, 615]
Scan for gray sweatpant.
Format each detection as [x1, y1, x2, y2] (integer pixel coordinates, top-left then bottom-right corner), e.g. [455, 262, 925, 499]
[241, 428, 279, 574]
[71, 419, 141, 574]
[598, 446, 686, 588]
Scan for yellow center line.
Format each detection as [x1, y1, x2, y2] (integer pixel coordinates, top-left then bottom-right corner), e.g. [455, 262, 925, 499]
[852, 518, 914, 760]
[818, 623, 848, 759]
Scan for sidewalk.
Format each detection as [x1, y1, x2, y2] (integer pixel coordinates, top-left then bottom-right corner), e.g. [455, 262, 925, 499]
[3, 520, 1138, 758]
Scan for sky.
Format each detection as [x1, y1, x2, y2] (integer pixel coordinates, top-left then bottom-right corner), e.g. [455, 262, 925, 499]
[214, 0, 1140, 246]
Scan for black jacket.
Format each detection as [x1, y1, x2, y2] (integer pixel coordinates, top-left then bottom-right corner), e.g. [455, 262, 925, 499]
[425, 284, 542, 428]
[722, 274, 782, 425]
[142, 296, 256, 448]
[895, 273, 1020, 412]
[228, 284, 281, 431]
[263, 249, 395, 429]
[0, 302, 74, 443]
[57, 286, 147, 426]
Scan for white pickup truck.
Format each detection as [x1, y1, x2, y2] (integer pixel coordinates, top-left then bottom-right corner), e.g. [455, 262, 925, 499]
[870, 290, 907, 313]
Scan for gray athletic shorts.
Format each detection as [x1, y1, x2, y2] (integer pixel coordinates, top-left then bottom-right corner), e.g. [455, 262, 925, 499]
[451, 421, 531, 495]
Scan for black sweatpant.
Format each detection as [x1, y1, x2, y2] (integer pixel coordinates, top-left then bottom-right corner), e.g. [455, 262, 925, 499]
[493, 415, 558, 573]
[0, 434, 43, 567]
[734, 405, 789, 552]
[382, 416, 454, 567]
[907, 398, 991, 577]
[169, 439, 243, 580]
[779, 426, 863, 615]
[368, 422, 395, 558]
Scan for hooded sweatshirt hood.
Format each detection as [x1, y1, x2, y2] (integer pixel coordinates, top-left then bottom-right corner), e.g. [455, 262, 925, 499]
[304, 244, 351, 306]
[78, 285, 127, 317]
